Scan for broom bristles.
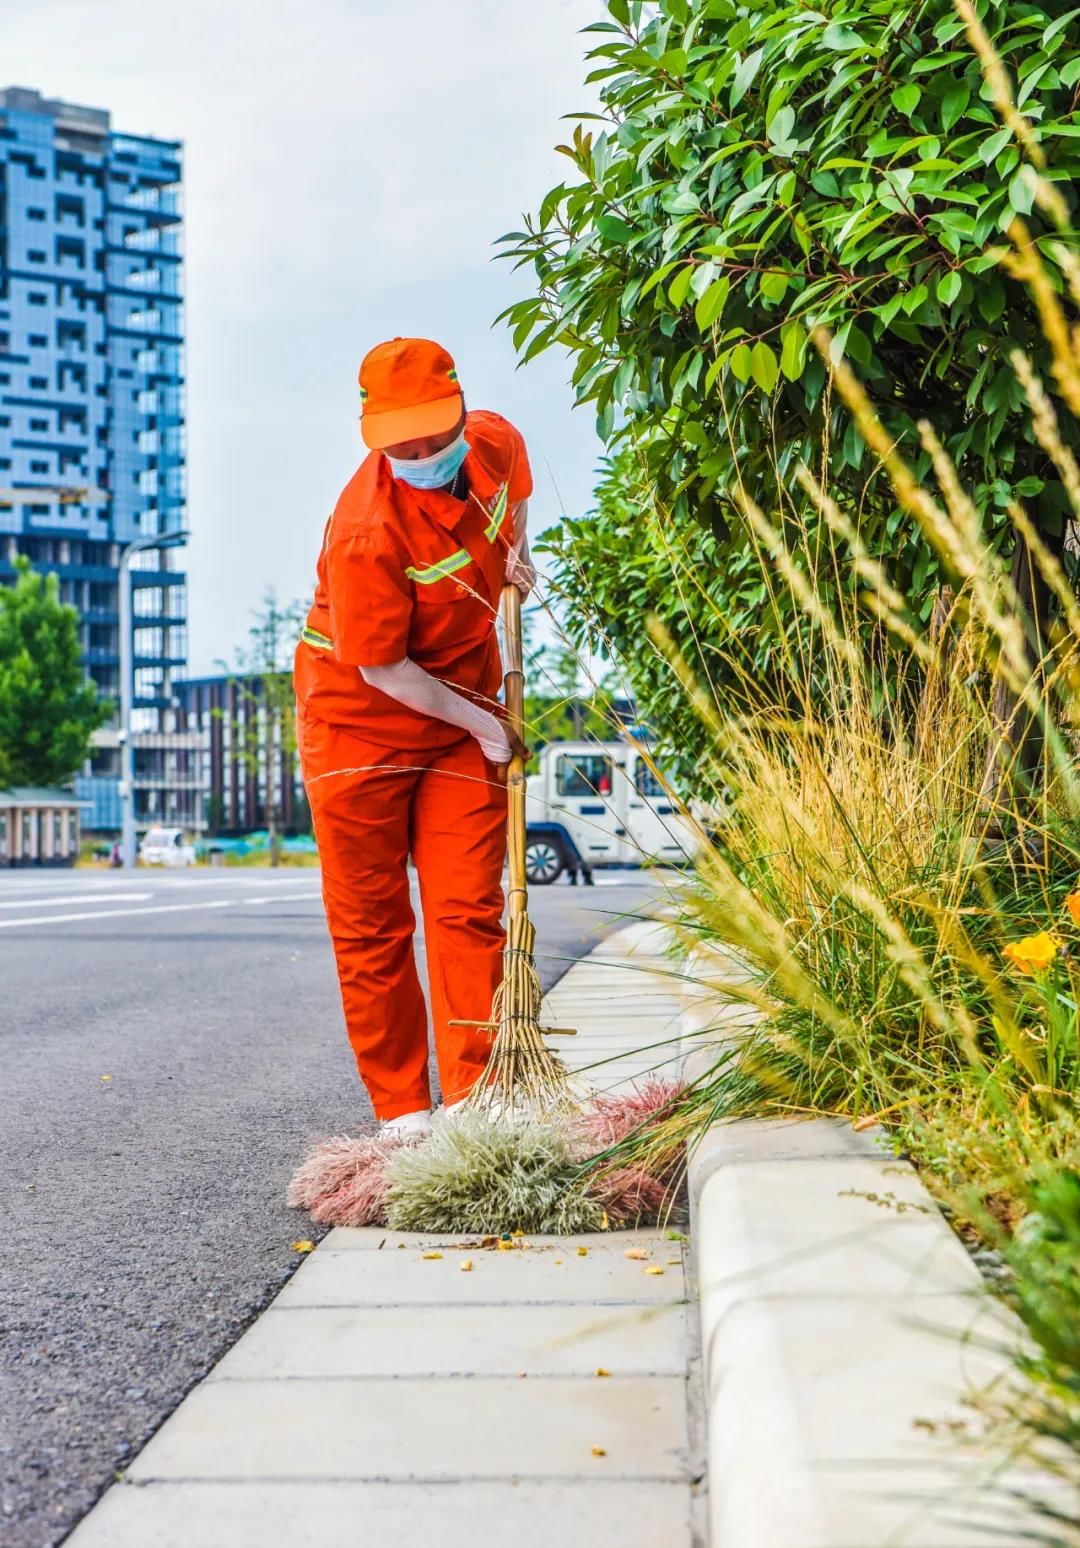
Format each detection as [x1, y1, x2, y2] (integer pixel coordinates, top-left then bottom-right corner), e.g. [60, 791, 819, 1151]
[467, 910, 578, 1117]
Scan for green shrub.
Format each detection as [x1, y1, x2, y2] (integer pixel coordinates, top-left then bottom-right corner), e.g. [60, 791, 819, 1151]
[505, 0, 1080, 712]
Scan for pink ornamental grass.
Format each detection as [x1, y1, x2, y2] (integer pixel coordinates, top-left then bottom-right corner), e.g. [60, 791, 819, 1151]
[287, 1132, 403, 1227]
[586, 1164, 675, 1227]
[574, 1078, 685, 1151]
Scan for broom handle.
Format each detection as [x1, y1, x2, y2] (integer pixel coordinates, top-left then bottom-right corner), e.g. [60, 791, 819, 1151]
[501, 583, 528, 921]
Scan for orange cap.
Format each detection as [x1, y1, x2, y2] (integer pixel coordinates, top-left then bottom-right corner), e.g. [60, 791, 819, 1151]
[358, 337, 463, 450]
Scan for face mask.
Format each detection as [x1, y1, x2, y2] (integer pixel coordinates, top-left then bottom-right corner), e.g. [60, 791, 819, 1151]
[386, 429, 469, 490]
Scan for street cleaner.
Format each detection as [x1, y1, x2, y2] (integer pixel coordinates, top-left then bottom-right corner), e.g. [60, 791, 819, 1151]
[294, 337, 535, 1139]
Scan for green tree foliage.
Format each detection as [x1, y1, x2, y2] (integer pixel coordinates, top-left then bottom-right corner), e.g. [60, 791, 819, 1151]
[539, 452, 717, 777]
[0, 556, 108, 787]
[523, 634, 617, 753]
[500, 0, 1080, 688]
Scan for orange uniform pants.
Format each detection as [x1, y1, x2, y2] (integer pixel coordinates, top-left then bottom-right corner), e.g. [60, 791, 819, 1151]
[298, 710, 507, 1119]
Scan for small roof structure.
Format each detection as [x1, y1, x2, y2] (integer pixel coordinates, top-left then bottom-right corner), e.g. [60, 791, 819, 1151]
[0, 787, 83, 808]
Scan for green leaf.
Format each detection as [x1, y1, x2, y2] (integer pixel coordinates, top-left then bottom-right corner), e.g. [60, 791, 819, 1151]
[978, 127, 1013, 165]
[1015, 475, 1045, 497]
[822, 23, 865, 50]
[750, 341, 778, 393]
[595, 214, 637, 245]
[845, 324, 872, 367]
[767, 104, 796, 144]
[940, 82, 969, 132]
[1009, 167, 1035, 215]
[780, 320, 807, 381]
[875, 290, 905, 328]
[661, 187, 702, 215]
[891, 84, 920, 116]
[759, 268, 790, 302]
[731, 48, 765, 108]
[668, 265, 694, 308]
[977, 278, 1006, 323]
[695, 277, 731, 329]
[729, 344, 752, 384]
[1043, 7, 1080, 46]
[937, 270, 962, 305]
[902, 282, 929, 315]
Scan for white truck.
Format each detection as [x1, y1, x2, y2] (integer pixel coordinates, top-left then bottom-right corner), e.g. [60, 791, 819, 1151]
[524, 739, 694, 884]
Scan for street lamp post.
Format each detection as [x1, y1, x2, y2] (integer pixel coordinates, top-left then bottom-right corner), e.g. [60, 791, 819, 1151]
[118, 530, 189, 869]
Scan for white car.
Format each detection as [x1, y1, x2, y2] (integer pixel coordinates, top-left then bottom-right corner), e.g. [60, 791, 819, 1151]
[524, 740, 696, 884]
[139, 826, 196, 867]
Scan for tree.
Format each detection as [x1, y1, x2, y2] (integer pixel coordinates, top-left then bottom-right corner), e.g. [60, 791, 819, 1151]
[500, 0, 1080, 754]
[220, 590, 308, 867]
[521, 611, 620, 755]
[0, 556, 108, 787]
[539, 451, 718, 781]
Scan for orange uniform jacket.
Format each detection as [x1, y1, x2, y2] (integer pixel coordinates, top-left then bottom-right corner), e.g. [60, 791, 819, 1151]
[294, 409, 532, 741]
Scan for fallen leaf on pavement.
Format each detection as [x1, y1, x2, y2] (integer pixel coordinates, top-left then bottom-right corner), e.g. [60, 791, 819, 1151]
[624, 1248, 648, 1260]
[291, 1240, 315, 1254]
[577, 1246, 588, 1256]
[422, 1251, 443, 1260]
[459, 1259, 474, 1273]
[644, 1265, 664, 1276]
[595, 1367, 610, 1378]
[591, 1446, 607, 1457]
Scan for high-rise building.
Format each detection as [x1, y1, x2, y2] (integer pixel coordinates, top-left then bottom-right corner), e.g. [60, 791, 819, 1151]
[0, 86, 195, 830]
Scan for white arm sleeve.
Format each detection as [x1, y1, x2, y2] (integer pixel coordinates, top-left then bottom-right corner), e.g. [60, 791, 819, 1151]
[506, 498, 537, 595]
[359, 657, 512, 763]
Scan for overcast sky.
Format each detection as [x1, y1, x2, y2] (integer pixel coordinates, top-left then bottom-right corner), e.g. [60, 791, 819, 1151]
[7, 0, 603, 672]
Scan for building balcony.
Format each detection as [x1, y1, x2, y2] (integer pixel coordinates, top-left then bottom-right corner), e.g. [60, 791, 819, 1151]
[131, 613, 185, 629]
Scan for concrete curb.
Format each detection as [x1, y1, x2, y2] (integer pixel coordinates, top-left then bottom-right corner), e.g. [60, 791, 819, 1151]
[683, 983, 1073, 1547]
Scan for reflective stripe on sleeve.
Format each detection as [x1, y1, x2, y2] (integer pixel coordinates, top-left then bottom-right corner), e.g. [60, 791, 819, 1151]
[483, 484, 509, 542]
[301, 626, 334, 651]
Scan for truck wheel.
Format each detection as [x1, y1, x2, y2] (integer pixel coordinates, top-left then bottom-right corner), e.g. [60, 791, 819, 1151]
[525, 839, 564, 885]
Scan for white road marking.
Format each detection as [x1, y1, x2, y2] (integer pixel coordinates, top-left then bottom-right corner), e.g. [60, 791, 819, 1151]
[0, 898, 237, 930]
[0, 891, 152, 910]
[0, 887, 327, 931]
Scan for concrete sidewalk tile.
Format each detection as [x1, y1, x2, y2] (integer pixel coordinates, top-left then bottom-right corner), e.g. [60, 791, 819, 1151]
[696, 1157, 979, 1309]
[127, 1376, 689, 1483]
[68, 1479, 694, 1548]
[210, 1302, 689, 1379]
[277, 1236, 686, 1307]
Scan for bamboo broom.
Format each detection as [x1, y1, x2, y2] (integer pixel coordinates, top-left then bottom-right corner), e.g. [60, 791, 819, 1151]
[451, 584, 578, 1117]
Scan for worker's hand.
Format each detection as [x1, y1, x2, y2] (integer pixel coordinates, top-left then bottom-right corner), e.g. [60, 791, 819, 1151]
[506, 537, 537, 597]
[491, 728, 530, 783]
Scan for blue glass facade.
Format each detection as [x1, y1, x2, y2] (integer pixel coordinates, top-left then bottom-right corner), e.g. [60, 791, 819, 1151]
[0, 87, 189, 826]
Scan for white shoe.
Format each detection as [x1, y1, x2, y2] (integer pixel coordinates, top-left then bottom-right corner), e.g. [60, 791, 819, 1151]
[381, 1108, 432, 1140]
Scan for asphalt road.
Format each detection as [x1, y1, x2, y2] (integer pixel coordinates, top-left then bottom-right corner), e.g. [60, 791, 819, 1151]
[0, 865, 660, 1548]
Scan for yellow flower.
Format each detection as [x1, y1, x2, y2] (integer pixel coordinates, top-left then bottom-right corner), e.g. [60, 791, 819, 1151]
[1065, 892, 1080, 927]
[1002, 932, 1060, 976]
